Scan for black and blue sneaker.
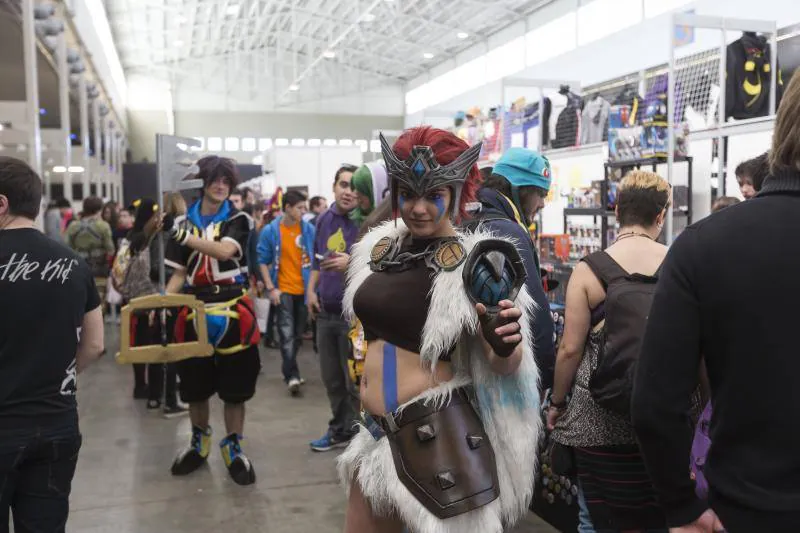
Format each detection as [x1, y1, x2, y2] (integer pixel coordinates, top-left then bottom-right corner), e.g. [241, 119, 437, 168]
[171, 425, 211, 476]
[220, 433, 256, 486]
[310, 431, 353, 452]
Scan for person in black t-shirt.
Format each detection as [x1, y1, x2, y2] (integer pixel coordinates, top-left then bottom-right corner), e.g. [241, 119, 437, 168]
[0, 156, 105, 532]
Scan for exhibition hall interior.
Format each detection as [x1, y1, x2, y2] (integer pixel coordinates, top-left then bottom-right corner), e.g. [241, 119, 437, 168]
[1, 0, 799, 532]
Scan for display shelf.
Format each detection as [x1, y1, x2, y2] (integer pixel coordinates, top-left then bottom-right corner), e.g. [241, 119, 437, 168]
[563, 156, 694, 249]
[605, 155, 692, 169]
[563, 207, 606, 216]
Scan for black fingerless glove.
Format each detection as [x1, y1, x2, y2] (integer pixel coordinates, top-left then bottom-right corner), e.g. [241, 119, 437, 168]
[479, 311, 519, 358]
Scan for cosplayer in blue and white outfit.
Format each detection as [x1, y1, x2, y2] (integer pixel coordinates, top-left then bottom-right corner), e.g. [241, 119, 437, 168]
[163, 156, 260, 486]
[338, 127, 542, 533]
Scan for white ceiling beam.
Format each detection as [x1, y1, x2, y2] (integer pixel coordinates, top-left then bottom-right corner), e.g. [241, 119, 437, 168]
[130, 46, 405, 84]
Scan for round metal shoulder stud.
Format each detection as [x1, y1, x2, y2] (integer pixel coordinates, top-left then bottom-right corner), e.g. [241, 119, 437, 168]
[433, 240, 466, 271]
[370, 236, 394, 263]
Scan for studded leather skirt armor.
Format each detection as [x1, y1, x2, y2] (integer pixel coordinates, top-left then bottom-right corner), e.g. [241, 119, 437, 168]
[369, 386, 499, 519]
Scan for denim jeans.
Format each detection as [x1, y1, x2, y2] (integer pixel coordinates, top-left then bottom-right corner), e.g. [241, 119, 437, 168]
[0, 424, 82, 533]
[317, 312, 358, 439]
[577, 479, 597, 533]
[277, 293, 307, 382]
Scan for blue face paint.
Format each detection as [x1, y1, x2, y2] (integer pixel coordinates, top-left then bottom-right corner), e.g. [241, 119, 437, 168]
[432, 194, 447, 223]
[398, 193, 407, 212]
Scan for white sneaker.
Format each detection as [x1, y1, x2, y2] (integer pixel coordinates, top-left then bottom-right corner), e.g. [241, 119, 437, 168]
[288, 377, 301, 395]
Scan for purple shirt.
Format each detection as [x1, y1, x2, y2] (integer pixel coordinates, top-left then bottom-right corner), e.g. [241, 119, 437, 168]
[312, 203, 359, 315]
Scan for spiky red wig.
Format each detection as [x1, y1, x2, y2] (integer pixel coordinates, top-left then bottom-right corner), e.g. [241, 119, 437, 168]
[389, 126, 482, 223]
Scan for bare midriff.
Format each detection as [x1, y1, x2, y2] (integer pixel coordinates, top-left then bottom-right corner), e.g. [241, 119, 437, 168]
[360, 339, 454, 416]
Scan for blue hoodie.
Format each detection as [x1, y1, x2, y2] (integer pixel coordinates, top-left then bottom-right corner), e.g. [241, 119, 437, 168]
[256, 215, 316, 300]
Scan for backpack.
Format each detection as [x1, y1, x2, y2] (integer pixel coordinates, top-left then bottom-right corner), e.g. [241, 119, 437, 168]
[582, 251, 661, 417]
[110, 238, 134, 294]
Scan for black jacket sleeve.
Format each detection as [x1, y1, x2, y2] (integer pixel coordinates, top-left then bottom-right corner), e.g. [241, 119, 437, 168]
[486, 218, 555, 390]
[631, 227, 707, 527]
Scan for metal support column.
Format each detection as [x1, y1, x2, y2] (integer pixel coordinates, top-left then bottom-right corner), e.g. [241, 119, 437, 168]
[57, 28, 72, 203]
[666, 17, 676, 245]
[22, 0, 42, 179]
[79, 71, 90, 199]
[103, 117, 111, 199]
[93, 99, 101, 196]
[717, 27, 727, 195]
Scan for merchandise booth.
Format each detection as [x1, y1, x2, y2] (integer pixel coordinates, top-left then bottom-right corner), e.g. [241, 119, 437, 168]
[422, 12, 787, 531]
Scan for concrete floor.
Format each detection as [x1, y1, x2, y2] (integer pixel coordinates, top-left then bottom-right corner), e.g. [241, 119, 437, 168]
[65, 326, 558, 533]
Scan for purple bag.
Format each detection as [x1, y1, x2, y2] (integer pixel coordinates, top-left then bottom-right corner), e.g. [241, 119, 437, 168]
[690, 402, 712, 498]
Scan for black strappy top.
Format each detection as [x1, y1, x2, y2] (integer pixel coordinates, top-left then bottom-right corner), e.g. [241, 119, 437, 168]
[352, 237, 438, 356]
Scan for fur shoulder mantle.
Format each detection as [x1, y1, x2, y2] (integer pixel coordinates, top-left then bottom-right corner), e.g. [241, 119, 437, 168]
[344, 219, 536, 370]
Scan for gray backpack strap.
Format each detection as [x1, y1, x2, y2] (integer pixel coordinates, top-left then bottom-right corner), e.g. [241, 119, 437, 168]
[581, 251, 628, 291]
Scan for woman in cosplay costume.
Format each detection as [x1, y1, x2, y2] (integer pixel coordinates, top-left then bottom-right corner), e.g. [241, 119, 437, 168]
[339, 126, 542, 533]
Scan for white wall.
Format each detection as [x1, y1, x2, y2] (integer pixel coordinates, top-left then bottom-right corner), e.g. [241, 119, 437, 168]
[174, 82, 405, 116]
[410, 0, 800, 116]
[269, 146, 364, 203]
[174, 111, 403, 146]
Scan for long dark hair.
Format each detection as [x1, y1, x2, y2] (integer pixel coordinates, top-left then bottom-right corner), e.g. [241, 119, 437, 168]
[127, 198, 159, 253]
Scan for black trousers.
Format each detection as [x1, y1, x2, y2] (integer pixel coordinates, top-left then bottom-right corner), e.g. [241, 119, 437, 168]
[131, 310, 179, 406]
[0, 424, 82, 533]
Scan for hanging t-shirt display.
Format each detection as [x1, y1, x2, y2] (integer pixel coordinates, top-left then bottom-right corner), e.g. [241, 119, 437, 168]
[552, 90, 583, 149]
[725, 32, 784, 120]
[580, 95, 611, 145]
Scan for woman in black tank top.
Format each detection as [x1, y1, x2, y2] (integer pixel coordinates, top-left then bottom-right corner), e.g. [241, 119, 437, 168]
[339, 127, 542, 533]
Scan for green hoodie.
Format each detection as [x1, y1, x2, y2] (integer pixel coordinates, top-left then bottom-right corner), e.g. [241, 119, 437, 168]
[349, 161, 388, 226]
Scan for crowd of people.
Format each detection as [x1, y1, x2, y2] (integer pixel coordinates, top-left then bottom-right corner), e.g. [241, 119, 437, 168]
[2, 71, 800, 533]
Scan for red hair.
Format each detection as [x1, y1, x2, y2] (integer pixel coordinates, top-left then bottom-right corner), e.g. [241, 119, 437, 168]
[390, 126, 482, 223]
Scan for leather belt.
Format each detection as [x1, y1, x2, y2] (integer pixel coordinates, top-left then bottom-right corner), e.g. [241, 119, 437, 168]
[186, 284, 245, 302]
[373, 386, 474, 434]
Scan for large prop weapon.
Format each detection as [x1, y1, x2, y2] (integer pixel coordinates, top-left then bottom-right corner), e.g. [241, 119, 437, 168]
[116, 134, 214, 364]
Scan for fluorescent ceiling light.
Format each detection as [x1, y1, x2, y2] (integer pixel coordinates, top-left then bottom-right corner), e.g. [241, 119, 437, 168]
[174, 39, 184, 46]
[68, 166, 85, 173]
[258, 138, 272, 151]
[339, 139, 353, 146]
[275, 138, 289, 146]
[291, 138, 305, 147]
[288, 84, 299, 91]
[53, 166, 66, 173]
[423, 52, 434, 59]
[226, 4, 240, 16]
[323, 50, 336, 59]
[307, 138, 321, 147]
[369, 140, 381, 153]
[323, 139, 337, 146]
[457, 32, 468, 39]
[361, 13, 376, 22]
